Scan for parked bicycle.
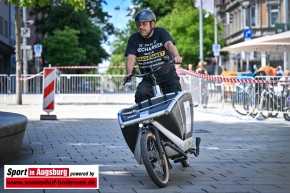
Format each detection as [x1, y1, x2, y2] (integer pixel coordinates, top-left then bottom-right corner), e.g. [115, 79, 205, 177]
[262, 84, 290, 121]
[232, 82, 270, 119]
[118, 56, 201, 187]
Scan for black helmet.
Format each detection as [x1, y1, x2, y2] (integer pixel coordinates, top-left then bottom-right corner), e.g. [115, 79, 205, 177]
[135, 9, 156, 23]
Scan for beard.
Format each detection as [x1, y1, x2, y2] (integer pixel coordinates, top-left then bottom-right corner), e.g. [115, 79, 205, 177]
[139, 28, 153, 38]
[139, 30, 149, 38]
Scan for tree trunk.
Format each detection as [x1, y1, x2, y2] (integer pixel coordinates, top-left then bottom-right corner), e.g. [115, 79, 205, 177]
[14, 3, 22, 105]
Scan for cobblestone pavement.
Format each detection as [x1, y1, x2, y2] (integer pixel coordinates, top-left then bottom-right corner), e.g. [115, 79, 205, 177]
[0, 95, 290, 193]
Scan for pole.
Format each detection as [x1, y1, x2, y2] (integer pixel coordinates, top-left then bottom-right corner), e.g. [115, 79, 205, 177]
[22, 7, 27, 94]
[214, 4, 218, 75]
[284, 0, 288, 71]
[199, 0, 203, 62]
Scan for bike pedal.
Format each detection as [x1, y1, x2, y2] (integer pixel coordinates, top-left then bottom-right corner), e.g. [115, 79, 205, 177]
[173, 156, 187, 163]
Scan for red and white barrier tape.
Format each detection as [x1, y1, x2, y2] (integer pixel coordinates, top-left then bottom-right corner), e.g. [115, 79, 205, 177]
[177, 69, 288, 84]
[55, 65, 139, 69]
[16, 66, 288, 84]
[17, 71, 44, 80]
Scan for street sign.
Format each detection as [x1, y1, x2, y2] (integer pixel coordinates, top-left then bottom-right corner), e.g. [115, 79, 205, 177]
[35, 52, 41, 57]
[214, 51, 220, 57]
[34, 44, 42, 57]
[21, 45, 32, 50]
[21, 27, 30, 38]
[212, 44, 221, 52]
[243, 29, 253, 38]
[212, 44, 220, 57]
[275, 23, 290, 34]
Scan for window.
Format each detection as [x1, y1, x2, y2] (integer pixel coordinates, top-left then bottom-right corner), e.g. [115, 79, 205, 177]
[0, 16, 3, 36]
[250, 6, 256, 27]
[244, 7, 250, 28]
[4, 20, 8, 38]
[270, 5, 279, 26]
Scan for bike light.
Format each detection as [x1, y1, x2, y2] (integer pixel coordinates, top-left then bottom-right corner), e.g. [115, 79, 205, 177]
[120, 124, 125, 128]
[139, 123, 143, 128]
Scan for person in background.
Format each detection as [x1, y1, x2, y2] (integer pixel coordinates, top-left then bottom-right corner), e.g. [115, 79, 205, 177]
[253, 64, 258, 74]
[276, 70, 289, 96]
[276, 66, 284, 76]
[188, 64, 194, 72]
[196, 61, 209, 107]
[196, 62, 208, 75]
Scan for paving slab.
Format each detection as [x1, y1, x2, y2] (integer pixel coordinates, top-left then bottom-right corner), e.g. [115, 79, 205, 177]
[0, 95, 290, 193]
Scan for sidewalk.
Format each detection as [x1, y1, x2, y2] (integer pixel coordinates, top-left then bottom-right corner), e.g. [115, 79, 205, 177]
[1, 96, 290, 193]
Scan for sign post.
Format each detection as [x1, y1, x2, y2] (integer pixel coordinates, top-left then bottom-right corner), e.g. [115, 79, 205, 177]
[243, 29, 252, 71]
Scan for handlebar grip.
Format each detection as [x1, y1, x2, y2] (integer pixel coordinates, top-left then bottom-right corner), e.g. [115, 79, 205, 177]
[123, 75, 132, 85]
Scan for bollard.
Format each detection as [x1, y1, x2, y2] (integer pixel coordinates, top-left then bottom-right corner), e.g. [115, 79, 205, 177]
[40, 67, 57, 120]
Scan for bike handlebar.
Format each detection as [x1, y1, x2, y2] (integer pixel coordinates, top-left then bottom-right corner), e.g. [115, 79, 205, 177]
[123, 56, 181, 85]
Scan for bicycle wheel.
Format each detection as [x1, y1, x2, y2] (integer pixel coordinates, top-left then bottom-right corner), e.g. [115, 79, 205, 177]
[256, 93, 271, 119]
[232, 92, 253, 116]
[141, 131, 169, 188]
[283, 108, 290, 121]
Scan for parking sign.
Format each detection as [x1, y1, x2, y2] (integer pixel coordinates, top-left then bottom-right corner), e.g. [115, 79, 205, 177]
[212, 44, 221, 52]
[34, 44, 42, 57]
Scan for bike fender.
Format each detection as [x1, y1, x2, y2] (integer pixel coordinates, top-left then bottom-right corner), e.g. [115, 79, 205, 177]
[134, 130, 144, 164]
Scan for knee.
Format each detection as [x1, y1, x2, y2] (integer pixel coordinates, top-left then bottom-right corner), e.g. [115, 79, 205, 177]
[135, 88, 147, 103]
[135, 87, 153, 103]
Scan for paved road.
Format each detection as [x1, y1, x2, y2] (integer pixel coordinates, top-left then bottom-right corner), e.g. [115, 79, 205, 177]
[0, 95, 290, 193]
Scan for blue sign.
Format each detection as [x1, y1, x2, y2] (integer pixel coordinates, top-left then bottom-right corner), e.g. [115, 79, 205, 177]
[34, 44, 42, 53]
[243, 29, 253, 38]
[212, 44, 221, 52]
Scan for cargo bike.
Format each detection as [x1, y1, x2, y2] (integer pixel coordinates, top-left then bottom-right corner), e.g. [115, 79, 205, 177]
[118, 56, 201, 187]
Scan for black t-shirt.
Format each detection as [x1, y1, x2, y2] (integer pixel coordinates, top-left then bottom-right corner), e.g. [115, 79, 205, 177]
[124, 27, 177, 81]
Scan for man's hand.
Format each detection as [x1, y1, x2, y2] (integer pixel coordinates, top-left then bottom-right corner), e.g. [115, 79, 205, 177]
[173, 56, 182, 63]
[123, 74, 132, 85]
[164, 41, 182, 63]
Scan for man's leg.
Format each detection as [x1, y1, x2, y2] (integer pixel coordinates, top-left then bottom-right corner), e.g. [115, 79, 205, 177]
[161, 76, 182, 94]
[135, 79, 154, 103]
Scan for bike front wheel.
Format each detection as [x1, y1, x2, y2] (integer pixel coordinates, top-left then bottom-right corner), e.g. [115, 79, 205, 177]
[283, 108, 290, 121]
[141, 131, 169, 188]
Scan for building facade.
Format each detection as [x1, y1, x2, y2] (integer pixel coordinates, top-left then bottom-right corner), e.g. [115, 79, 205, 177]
[216, 0, 290, 72]
[0, 1, 16, 75]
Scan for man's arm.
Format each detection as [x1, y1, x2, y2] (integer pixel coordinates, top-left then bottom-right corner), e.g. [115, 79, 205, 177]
[164, 41, 182, 63]
[124, 54, 136, 82]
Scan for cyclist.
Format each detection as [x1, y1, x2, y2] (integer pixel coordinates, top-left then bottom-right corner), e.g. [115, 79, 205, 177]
[124, 9, 182, 103]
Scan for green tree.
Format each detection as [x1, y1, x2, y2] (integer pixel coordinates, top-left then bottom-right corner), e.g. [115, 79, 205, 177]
[156, 0, 224, 67]
[109, 0, 224, 72]
[106, 28, 131, 75]
[130, 0, 179, 18]
[34, 4, 108, 67]
[42, 27, 86, 73]
[4, 0, 84, 105]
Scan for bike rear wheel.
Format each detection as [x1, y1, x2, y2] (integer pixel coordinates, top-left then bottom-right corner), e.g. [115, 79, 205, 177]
[258, 94, 271, 119]
[232, 92, 253, 116]
[283, 108, 290, 121]
[141, 131, 169, 188]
